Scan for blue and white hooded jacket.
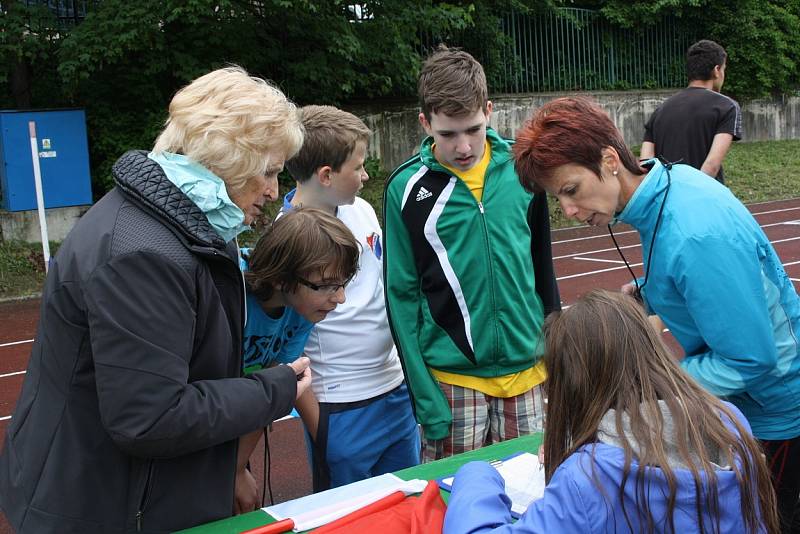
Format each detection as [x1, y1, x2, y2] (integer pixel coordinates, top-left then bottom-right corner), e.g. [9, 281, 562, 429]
[444, 402, 765, 533]
[619, 160, 800, 440]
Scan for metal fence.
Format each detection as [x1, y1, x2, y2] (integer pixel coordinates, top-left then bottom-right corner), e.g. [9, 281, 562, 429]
[19, 2, 695, 93]
[421, 8, 696, 94]
[22, 0, 90, 26]
[498, 8, 695, 93]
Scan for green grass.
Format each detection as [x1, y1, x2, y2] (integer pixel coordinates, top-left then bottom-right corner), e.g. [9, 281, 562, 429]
[725, 140, 800, 204]
[3, 140, 799, 299]
[0, 241, 58, 299]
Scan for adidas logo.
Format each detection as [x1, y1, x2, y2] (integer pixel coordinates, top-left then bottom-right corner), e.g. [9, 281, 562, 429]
[416, 187, 433, 202]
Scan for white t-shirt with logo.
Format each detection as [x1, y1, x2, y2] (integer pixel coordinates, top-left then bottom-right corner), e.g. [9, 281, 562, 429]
[304, 197, 404, 402]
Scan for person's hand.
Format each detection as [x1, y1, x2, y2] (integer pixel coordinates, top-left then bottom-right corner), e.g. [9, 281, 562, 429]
[621, 281, 638, 296]
[621, 282, 643, 303]
[233, 467, 259, 515]
[289, 356, 312, 400]
[538, 444, 546, 475]
[647, 314, 666, 333]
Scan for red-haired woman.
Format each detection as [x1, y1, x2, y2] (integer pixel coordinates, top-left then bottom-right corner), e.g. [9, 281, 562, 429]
[511, 96, 800, 532]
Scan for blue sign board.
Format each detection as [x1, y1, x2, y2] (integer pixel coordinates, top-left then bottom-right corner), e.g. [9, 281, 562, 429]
[0, 109, 92, 211]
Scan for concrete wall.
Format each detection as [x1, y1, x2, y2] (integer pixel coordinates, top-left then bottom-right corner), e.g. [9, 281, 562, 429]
[3, 91, 798, 244]
[355, 90, 800, 171]
[0, 205, 90, 243]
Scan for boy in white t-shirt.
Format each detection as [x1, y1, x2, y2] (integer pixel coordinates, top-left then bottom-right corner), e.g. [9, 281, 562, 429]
[282, 105, 420, 490]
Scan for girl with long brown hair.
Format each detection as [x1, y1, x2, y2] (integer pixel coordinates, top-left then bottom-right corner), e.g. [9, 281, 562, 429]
[444, 290, 778, 533]
[512, 96, 800, 532]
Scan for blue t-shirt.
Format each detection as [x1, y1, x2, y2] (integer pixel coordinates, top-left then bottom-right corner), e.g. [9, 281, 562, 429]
[240, 251, 313, 373]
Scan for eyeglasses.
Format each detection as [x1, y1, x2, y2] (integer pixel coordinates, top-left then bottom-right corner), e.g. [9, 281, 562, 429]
[296, 274, 353, 294]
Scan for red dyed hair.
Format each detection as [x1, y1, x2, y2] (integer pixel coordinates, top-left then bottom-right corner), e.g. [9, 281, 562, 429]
[513, 97, 642, 193]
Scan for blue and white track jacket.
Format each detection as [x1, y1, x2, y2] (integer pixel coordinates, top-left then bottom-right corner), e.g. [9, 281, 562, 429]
[619, 160, 800, 439]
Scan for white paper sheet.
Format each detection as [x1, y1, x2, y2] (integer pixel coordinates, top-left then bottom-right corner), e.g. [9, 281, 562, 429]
[263, 473, 428, 531]
[443, 452, 546, 516]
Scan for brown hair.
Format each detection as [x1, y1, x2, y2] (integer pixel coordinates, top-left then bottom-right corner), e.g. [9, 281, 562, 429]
[513, 97, 643, 193]
[543, 290, 779, 534]
[244, 207, 360, 301]
[418, 45, 488, 121]
[285, 105, 371, 183]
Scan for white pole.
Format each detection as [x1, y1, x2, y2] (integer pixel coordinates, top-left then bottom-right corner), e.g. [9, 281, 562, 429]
[28, 121, 50, 273]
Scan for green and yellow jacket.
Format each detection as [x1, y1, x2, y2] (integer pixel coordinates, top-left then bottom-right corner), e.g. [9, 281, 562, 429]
[383, 128, 559, 440]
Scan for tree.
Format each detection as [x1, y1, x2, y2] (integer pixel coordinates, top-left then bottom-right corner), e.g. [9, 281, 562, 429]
[1, 1, 62, 108]
[578, 0, 800, 100]
[15, 0, 531, 194]
[1, 0, 796, 197]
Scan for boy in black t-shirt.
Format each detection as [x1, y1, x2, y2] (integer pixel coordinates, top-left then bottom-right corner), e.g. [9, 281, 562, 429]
[641, 39, 741, 183]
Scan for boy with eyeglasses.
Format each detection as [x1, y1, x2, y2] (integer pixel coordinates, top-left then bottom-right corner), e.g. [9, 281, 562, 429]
[281, 105, 420, 492]
[234, 207, 359, 513]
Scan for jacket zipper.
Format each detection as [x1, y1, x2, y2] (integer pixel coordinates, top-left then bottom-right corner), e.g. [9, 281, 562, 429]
[235, 239, 247, 336]
[476, 199, 500, 368]
[210, 243, 247, 374]
[136, 460, 155, 531]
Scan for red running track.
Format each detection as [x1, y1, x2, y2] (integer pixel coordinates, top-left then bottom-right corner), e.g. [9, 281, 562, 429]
[0, 196, 798, 532]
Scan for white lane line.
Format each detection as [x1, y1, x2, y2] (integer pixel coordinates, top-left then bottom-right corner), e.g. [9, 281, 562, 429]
[0, 339, 34, 348]
[752, 206, 800, 216]
[747, 198, 800, 207]
[551, 205, 799, 245]
[0, 415, 11, 421]
[573, 256, 626, 264]
[784, 221, 800, 225]
[772, 236, 800, 245]
[552, 229, 635, 245]
[551, 223, 592, 234]
[763, 221, 800, 229]
[791, 278, 800, 282]
[0, 370, 26, 379]
[559, 259, 800, 282]
[557, 262, 643, 281]
[554, 243, 639, 260]
[555, 231, 799, 262]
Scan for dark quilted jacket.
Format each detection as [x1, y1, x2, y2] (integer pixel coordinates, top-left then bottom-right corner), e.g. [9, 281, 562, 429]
[0, 151, 297, 533]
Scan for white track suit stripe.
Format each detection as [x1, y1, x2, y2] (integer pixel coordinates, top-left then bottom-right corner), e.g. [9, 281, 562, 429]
[423, 177, 475, 352]
[401, 166, 429, 208]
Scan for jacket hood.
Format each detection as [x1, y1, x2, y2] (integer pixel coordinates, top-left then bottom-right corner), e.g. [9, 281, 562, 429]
[597, 400, 731, 472]
[113, 150, 227, 250]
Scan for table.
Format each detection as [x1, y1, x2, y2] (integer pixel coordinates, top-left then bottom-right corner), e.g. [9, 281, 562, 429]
[175, 432, 542, 533]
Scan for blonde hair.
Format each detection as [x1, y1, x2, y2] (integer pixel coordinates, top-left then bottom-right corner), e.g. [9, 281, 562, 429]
[285, 105, 371, 183]
[153, 66, 304, 191]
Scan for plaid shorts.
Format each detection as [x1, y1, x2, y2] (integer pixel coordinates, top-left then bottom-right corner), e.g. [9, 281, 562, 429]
[422, 381, 545, 463]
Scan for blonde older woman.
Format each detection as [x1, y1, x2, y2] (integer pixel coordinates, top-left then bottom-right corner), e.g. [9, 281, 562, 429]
[0, 67, 309, 534]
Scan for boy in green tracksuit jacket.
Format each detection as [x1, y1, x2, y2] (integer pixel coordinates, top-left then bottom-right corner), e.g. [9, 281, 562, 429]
[383, 45, 560, 462]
